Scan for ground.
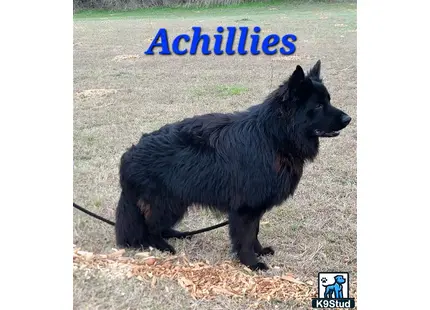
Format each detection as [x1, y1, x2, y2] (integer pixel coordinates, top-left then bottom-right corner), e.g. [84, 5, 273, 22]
[73, 2, 357, 309]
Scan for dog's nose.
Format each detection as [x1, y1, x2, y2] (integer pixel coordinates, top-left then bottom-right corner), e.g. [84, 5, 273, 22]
[341, 114, 351, 126]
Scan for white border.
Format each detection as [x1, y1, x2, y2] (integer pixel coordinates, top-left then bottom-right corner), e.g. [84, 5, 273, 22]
[1, 1, 72, 309]
[2, 0, 429, 308]
[359, 0, 430, 308]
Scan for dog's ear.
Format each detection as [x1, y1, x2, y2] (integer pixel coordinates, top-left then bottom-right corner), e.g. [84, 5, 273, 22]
[288, 65, 305, 88]
[280, 65, 313, 103]
[283, 65, 313, 102]
[308, 60, 321, 80]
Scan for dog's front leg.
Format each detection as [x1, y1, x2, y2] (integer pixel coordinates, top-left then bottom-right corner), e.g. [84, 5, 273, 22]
[229, 210, 268, 271]
[336, 287, 343, 299]
[254, 217, 275, 256]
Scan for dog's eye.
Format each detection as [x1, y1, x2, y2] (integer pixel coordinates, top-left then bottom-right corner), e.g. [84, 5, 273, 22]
[315, 104, 324, 110]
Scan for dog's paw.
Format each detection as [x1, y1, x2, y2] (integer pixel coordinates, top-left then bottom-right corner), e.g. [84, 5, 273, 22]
[249, 262, 269, 271]
[258, 246, 275, 256]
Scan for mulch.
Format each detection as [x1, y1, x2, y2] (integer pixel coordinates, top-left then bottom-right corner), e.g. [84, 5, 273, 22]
[73, 245, 355, 305]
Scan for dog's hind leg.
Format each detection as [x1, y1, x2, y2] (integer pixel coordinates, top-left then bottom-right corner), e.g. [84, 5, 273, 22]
[144, 198, 188, 254]
[148, 233, 176, 254]
[229, 209, 268, 271]
[145, 222, 176, 254]
[254, 217, 275, 256]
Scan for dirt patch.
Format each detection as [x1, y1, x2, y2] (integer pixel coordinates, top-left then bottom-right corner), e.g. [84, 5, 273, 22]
[112, 54, 140, 62]
[75, 89, 118, 99]
[271, 55, 308, 62]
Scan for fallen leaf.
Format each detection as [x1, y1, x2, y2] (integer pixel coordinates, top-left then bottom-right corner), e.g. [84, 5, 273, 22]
[144, 257, 156, 265]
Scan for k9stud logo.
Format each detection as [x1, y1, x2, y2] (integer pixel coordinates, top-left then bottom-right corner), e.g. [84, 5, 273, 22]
[311, 272, 355, 308]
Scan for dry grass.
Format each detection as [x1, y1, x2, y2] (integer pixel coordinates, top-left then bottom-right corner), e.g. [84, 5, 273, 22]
[73, 3, 356, 309]
[74, 0, 246, 11]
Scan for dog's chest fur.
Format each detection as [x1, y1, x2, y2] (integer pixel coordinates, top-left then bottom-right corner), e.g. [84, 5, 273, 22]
[273, 153, 304, 201]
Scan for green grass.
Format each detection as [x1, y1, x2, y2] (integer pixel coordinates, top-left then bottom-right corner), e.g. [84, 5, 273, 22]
[93, 198, 102, 208]
[74, 1, 356, 20]
[85, 135, 96, 144]
[193, 85, 248, 98]
[217, 85, 248, 96]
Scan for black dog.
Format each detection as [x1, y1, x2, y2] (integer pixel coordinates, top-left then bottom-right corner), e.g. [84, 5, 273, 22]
[115, 60, 351, 270]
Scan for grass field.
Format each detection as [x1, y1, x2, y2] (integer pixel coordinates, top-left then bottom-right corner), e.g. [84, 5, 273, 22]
[73, 2, 356, 309]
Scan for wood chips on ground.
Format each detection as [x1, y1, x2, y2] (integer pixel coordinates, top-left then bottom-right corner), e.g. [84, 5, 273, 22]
[74, 246, 332, 304]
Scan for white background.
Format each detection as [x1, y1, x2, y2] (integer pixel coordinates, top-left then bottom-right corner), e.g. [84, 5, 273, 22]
[1, 0, 430, 309]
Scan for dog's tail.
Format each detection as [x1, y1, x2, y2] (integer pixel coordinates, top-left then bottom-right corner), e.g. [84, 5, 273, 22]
[73, 202, 229, 238]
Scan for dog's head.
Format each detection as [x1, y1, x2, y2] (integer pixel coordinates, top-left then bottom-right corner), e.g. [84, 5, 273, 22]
[277, 60, 351, 140]
[334, 275, 346, 284]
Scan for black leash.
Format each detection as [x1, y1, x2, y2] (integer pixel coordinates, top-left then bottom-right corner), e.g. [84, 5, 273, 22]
[173, 220, 229, 237]
[73, 202, 228, 237]
[73, 202, 115, 226]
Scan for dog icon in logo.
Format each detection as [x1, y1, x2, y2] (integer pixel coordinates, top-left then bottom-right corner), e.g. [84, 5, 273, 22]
[322, 274, 346, 298]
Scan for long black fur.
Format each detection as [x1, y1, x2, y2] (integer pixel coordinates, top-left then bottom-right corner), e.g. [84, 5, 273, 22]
[115, 61, 351, 270]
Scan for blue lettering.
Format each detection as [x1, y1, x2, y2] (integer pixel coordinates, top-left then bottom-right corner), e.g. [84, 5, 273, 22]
[172, 34, 190, 55]
[237, 27, 248, 55]
[261, 34, 280, 55]
[144, 28, 171, 55]
[225, 27, 236, 55]
[144, 27, 297, 57]
[280, 34, 297, 55]
[190, 27, 211, 55]
[250, 26, 261, 55]
[213, 26, 224, 55]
